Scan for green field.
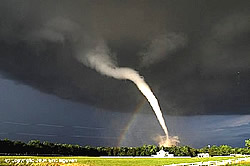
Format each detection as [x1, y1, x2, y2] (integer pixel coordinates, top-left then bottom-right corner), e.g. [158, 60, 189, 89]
[1, 156, 248, 166]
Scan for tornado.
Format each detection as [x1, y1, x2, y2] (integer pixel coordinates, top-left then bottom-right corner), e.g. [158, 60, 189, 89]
[31, 18, 175, 145]
[76, 41, 179, 146]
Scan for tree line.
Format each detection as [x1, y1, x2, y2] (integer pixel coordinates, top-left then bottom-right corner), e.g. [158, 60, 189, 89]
[0, 139, 249, 157]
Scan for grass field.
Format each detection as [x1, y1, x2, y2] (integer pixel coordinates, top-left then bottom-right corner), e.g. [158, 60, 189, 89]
[1, 156, 248, 166]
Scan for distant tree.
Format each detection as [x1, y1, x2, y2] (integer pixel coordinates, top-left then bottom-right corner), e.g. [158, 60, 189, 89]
[27, 140, 42, 154]
[13, 140, 26, 154]
[42, 141, 55, 154]
[245, 139, 250, 148]
[126, 147, 135, 156]
[218, 145, 232, 156]
[149, 145, 157, 155]
[179, 146, 191, 156]
[209, 145, 219, 156]
[144, 145, 152, 156]
[72, 144, 81, 155]
[189, 147, 198, 157]
[0, 139, 14, 153]
[172, 146, 182, 156]
[97, 146, 107, 156]
[106, 147, 113, 156]
[119, 147, 127, 156]
[135, 147, 141, 156]
[200, 146, 209, 153]
[140, 145, 147, 156]
[113, 147, 120, 156]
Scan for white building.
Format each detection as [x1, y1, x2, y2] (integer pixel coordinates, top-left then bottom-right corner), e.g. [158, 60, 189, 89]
[197, 153, 210, 158]
[152, 150, 174, 158]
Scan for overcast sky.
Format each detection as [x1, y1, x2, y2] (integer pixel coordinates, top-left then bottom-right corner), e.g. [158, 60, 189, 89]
[0, 0, 250, 148]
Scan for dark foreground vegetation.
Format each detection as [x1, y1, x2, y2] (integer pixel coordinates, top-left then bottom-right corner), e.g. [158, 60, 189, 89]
[0, 139, 249, 157]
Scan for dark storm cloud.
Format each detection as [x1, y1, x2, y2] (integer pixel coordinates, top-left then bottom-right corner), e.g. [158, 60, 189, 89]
[0, 0, 250, 115]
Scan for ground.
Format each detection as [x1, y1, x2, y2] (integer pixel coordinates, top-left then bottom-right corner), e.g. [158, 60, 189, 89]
[1, 156, 250, 166]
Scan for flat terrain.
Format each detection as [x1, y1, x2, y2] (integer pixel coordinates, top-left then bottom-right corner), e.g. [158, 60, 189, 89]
[0, 156, 246, 166]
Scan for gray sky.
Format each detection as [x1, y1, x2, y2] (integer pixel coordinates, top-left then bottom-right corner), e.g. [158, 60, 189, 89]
[0, 0, 250, 147]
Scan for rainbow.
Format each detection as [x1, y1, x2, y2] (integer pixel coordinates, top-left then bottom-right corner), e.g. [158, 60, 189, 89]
[117, 99, 146, 146]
